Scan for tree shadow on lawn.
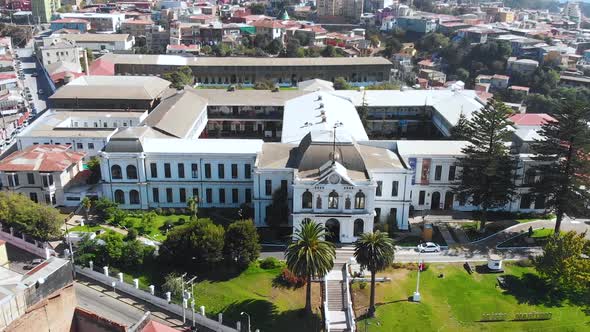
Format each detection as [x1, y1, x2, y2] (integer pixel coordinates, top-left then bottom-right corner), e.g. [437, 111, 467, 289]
[501, 273, 589, 312]
[221, 299, 322, 332]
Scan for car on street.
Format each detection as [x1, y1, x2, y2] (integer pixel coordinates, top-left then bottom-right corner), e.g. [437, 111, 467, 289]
[417, 242, 441, 253]
[31, 73, 38, 77]
[37, 89, 44, 95]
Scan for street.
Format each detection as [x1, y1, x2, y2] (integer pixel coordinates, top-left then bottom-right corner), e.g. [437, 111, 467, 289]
[16, 45, 49, 115]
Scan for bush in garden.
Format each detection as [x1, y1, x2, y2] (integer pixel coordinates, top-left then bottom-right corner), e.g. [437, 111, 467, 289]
[260, 257, 282, 269]
[278, 268, 306, 288]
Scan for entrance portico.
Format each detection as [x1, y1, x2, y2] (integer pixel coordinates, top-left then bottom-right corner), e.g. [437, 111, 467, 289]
[293, 214, 374, 243]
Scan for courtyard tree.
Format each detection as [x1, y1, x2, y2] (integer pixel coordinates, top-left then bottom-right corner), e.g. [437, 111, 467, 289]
[163, 66, 194, 90]
[81, 196, 92, 225]
[224, 219, 261, 267]
[285, 221, 335, 314]
[161, 218, 225, 266]
[354, 231, 395, 317]
[333, 77, 351, 90]
[531, 101, 590, 234]
[0, 192, 62, 241]
[534, 231, 590, 294]
[453, 99, 517, 229]
[450, 112, 471, 140]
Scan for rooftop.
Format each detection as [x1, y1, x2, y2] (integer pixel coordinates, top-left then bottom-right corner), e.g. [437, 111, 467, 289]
[54, 33, 131, 42]
[509, 113, 556, 126]
[101, 53, 393, 67]
[396, 140, 468, 157]
[0, 145, 85, 172]
[49, 75, 170, 100]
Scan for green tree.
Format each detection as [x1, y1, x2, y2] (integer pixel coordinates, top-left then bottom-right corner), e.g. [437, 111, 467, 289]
[86, 156, 101, 184]
[304, 47, 321, 57]
[285, 221, 335, 314]
[224, 219, 261, 267]
[266, 188, 289, 227]
[450, 112, 471, 140]
[265, 39, 283, 55]
[101, 231, 124, 265]
[162, 66, 194, 90]
[81, 196, 92, 225]
[284, 39, 301, 57]
[531, 101, 590, 234]
[0, 192, 62, 241]
[248, 3, 266, 14]
[321, 45, 339, 57]
[121, 240, 145, 268]
[161, 218, 225, 266]
[534, 231, 590, 293]
[383, 36, 402, 57]
[453, 99, 517, 229]
[416, 33, 449, 54]
[333, 77, 351, 90]
[354, 231, 395, 317]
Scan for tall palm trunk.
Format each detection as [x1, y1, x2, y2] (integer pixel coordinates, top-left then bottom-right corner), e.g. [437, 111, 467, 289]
[305, 275, 312, 314]
[368, 270, 376, 317]
[554, 209, 564, 235]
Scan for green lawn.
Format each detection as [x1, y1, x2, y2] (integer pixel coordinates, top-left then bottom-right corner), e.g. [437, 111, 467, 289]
[353, 263, 590, 332]
[190, 263, 322, 332]
[68, 225, 108, 233]
[115, 214, 190, 242]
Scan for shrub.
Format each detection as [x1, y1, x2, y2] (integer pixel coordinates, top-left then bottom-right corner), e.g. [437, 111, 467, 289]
[278, 268, 306, 288]
[167, 208, 176, 216]
[374, 222, 388, 234]
[516, 259, 534, 267]
[177, 218, 186, 225]
[358, 281, 367, 289]
[155, 208, 163, 216]
[126, 228, 138, 241]
[260, 257, 282, 269]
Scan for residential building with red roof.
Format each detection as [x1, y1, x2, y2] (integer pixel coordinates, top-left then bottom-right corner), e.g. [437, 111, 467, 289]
[50, 18, 92, 33]
[509, 113, 556, 127]
[0, 145, 86, 206]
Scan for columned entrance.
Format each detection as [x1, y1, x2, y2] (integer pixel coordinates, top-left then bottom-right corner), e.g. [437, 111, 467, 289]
[444, 192, 454, 210]
[325, 218, 340, 243]
[431, 192, 441, 210]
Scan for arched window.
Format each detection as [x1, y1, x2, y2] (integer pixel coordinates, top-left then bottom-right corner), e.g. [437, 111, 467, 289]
[353, 219, 364, 236]
[114, 190, 125, 204]
[328, 190, 339, 209]
[345, 196, 351, 209]
[126, 165, 138, 179]
[355, 191, 365, 209]
[316, 195, 322, 209]
[302, 190, 312, 209]
[129, 190, 140, 204]
[111, 165, 122, 179]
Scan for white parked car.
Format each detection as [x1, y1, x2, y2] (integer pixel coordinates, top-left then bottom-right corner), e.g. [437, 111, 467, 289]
[417, 242, 441, 253]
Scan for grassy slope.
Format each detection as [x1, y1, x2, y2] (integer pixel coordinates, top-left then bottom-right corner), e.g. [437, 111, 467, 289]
[353, 264, 590, 332]
[192, 264, 322, 332]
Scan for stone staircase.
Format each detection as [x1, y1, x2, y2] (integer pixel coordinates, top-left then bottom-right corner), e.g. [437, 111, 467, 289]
[324, 247, 357, 332]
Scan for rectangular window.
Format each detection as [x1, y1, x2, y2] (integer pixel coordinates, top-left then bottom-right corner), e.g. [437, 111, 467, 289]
[166, 188, 173, 203]
[164, 163, 171, 178]
[191, 163, 198, 178]
[206, 188, 212, 203]
[434, 165, 442, 181]
[265, 180, 272, 196]
[374, 207, 381, 223]
[153, 188, 159, 203]
[205, 163, 211, 178]
[29, 192, 38, 203]
[376, 181, 383, 197]
[231, 164, 238, 178]
[244, 164, 251, 179]
[448, 166, 456, 181]
[281, 180, 288, 193]
[150, 163, 158, 178]
[418, 190, 426, 205]
[178, 163, 185, 178]
[27, 173, 34, 185]
[192, 188, 199, 200]
[218, 164, 225, 179]
[42, 175, 49, 187]
[245, 188, 252, 203]
[391, 181, 399, 197]
[519, 194, 531, 209]
[76, 143, 83, 149]
[219, 188, 225, 203]
[88, 143, 94, 149]
[179, 188, 186, 203]
[232, 188, 238, 203]
[534, 195, 545, 209]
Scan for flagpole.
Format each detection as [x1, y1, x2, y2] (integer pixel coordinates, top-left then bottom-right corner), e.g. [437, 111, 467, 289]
[413, 252, 422, 302]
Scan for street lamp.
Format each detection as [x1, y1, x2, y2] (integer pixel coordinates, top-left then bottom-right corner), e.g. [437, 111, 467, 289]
[240, 312, 251, 332]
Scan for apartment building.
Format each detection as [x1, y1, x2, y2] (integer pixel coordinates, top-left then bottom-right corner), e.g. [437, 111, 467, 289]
[58, 13, 126, 33]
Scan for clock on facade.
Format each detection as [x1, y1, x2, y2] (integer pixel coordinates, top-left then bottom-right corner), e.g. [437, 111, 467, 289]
[328, 173, 340, 184]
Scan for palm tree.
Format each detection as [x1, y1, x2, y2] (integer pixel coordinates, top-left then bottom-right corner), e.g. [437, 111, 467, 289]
[285, 221, 335, 314]
[354, 231, 395, 317]
[187, 196, 199, 219]
[81, 197, 92, 225]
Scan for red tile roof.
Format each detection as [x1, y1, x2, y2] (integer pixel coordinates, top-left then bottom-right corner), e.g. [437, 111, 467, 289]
[509, 113, 556, 126]
[141, 320, 182, 332]
[252, 19, 285, 29]
[0, 145, 85, 172]
[508, 85, 530, 92]
[89, 57, 115, 76]
[50, 71, 84, 83]
[0, 73, 17, 80]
